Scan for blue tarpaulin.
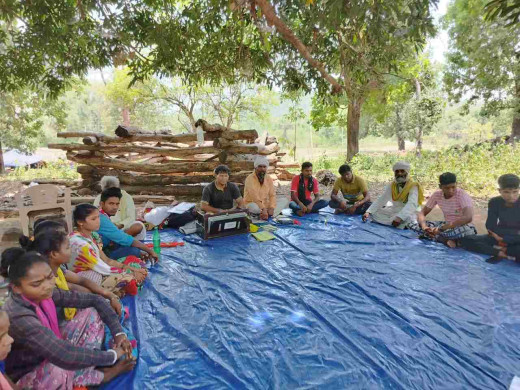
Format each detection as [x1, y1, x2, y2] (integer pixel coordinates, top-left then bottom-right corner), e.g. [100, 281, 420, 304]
[104, 210, 520, 389]
[3, 150, 42, 168]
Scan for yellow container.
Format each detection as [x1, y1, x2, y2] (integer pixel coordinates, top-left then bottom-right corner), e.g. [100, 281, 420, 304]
[249, 224, 259, 233]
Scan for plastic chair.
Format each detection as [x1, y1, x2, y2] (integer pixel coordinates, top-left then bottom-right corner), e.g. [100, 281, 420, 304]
[15, 184, 73, 236]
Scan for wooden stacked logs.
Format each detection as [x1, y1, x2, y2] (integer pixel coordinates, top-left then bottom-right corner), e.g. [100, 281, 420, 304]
[50, 122, 284, 200]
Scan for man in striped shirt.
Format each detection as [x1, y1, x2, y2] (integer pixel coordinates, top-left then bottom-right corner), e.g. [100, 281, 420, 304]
[409, 172, 476, 247]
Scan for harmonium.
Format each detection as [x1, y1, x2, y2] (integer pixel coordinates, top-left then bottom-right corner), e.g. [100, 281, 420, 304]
[196, 210, 250, 240]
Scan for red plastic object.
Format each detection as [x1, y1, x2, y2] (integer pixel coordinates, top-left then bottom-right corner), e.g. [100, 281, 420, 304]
[293, 220, 302, 225]
[145, 242, 185, 248]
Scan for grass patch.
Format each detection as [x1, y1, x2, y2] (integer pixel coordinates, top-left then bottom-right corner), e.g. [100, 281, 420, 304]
[1, 161, 80, 181]
[310, 142, 520, 199]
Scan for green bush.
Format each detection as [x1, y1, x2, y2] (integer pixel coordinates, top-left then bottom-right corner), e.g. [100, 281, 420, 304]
[2, 161, 79, 181]
[312, 142, 520, 198]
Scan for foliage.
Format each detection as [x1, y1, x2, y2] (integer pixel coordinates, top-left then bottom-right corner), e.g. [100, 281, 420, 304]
[0, 89, 65, 152]
[312, 142, 520, 198]
[484, 0, 520, 26]
[201, 83, 277, 129]
[443, 0, 520, 135]
[2, 161, 79, 181]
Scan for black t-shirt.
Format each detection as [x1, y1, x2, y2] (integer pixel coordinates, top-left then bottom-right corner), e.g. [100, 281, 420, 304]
[486, 196, 520, 244]
[201, 181, 242, 210]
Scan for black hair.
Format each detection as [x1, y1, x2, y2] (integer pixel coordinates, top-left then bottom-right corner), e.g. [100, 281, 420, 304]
[100, 187, 122, 202]
[33, 219, 67, 235]
[301, 162, 313, 170]
[214, 165, 231, 175]
[0, 248, 47, 285]
[28, 230, 68, 258]
[339, 164, 352, 175]
[498, 174, 520, 189]
[73, 203, 99, 226]
[439, 172, 457, 186]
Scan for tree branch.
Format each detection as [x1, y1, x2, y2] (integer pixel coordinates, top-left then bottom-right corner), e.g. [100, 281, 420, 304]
[253, 0, 344, 94]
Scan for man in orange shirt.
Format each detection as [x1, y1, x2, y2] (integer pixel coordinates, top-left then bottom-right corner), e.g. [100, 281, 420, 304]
[244, 156, 277, 220]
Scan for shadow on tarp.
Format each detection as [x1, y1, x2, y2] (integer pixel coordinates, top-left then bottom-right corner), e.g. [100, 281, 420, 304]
[104, 211, 520, 389]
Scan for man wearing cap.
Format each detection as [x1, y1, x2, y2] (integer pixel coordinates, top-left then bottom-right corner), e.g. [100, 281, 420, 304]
[362, 161, 424, 228]
[244, 156, 277, 220]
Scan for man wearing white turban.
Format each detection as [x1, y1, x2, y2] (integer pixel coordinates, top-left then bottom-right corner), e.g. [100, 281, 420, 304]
[362, 161, 424, 228]
[244, 156, 277, 220]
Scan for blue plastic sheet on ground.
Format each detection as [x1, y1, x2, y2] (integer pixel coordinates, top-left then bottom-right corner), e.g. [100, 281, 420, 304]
[104, 209, 520, 389]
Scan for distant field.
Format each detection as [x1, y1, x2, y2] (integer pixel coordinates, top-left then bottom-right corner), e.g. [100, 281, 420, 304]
[289, 136, 463, 161]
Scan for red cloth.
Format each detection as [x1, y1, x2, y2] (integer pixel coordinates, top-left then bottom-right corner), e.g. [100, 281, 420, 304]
[290, 175, 319, 202]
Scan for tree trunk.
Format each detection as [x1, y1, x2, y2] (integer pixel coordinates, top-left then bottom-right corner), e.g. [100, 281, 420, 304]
[57, 129, 259, 143]
[309, 125, 314, 159]
[0, 140, 4, 174]
[66, 152, 254, 174]
[512, 115, 520, 138]
[512, 78, 520, 138]
[414, 79, 423, 156]
[122, 108, 131, 126]
[397, 135, 405, 151]
[346, 99, 362, 161]
[293, 122, 297, 161]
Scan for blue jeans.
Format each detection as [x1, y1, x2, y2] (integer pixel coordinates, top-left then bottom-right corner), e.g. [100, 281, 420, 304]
[105, 243, 141, 259]
[289, 199, 328, 213]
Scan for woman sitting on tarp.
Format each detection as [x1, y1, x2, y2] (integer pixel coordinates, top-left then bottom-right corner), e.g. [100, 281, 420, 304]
[93, 176, 147, 239]
[69, 204, 148, 297]
[1, 251, 135, 389]
[24, 229, 138, 358]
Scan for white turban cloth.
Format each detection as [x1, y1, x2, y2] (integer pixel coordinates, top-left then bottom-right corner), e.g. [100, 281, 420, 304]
[393, 161, 411, 172]
[254, 156, 269, 168]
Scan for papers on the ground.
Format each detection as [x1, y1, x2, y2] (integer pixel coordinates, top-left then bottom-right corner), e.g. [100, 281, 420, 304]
[261, 224, 278, 232]
[251, 231, 276, 242]
[168, 202, 196, 214]
[281, 208, 293, 216]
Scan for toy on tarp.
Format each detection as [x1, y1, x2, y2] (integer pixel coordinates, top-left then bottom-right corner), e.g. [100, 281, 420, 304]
[145, 242, 185, 248]
[274, 215, 301, 225]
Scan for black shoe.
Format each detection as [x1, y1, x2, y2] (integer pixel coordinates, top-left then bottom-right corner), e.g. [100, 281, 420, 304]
[486, 256, 503, 264]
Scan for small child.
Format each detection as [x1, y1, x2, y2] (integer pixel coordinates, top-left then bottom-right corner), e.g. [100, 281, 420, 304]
[460, 174, 520, 263]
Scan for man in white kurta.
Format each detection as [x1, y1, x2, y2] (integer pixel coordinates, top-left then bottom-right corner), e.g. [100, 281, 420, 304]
[363, 161, 423, 229]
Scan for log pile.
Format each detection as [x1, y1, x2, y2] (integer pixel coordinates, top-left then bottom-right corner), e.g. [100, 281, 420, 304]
[50, 121, 286, 200]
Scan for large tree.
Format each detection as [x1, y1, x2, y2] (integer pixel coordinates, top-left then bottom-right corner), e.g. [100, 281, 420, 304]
[1, 0, 436, 160]
[444, 0, 520, 138]
[0, 89, 65, 173]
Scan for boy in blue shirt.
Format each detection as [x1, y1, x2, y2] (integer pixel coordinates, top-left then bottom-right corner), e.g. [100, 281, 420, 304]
[97, 187, 159, 262]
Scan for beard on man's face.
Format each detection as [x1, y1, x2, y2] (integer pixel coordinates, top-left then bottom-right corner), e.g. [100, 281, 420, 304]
[257, 171, 266, 181]
[395, 174, 408, 184]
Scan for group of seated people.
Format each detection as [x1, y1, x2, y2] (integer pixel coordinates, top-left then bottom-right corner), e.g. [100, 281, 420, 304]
[204, 156, 520, 262]
[0, 178, 160, 389]
[0, 157, 517, 389]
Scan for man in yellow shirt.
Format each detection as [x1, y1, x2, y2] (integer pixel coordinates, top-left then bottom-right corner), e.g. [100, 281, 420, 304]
[244, 156, 277, 220]
[329, 164, 372, 215]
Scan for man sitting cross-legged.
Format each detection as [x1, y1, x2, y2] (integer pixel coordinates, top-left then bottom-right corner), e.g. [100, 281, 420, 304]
[289, 162, 328, 217]
[329, 164, 372, 215]
[97, 187, 159, 262]
[244, 156, 276, 220]
[363, 161, 424, 228]
[409, 172, 476, 247]
[460, 174, 520, 263]
[201, 164, 246, 213]
[94, 176, 146, 240]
